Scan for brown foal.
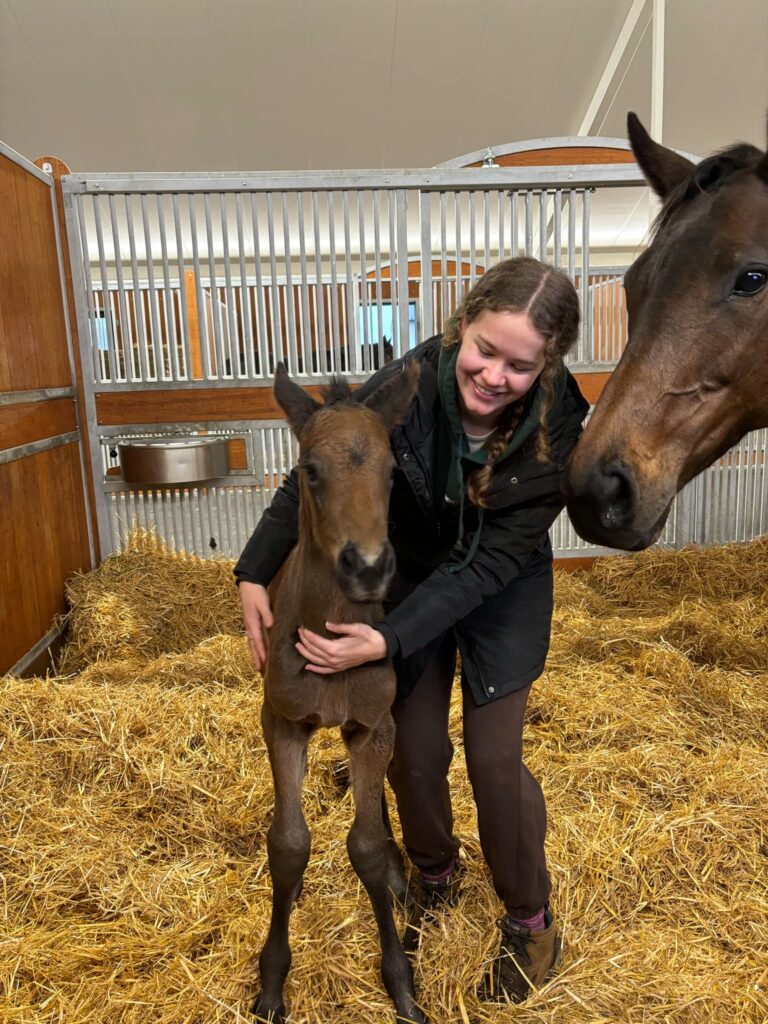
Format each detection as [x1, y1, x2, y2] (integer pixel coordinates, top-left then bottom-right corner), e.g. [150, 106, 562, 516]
[251, 361, 426, 1024]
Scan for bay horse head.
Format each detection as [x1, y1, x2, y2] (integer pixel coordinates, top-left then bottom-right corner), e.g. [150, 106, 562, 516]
[274, 360, 420, 602]
[566, 112, 768, 550]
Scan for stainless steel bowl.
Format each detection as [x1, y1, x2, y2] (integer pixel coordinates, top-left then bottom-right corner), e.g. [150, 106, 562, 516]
[119, 438, 229, 484]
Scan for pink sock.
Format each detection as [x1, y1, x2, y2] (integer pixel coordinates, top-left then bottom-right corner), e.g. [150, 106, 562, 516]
[510, 906, 546, 932]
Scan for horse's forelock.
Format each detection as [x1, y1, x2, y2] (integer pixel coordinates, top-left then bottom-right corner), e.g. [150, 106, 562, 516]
[652, 143, 766, 238]
[320, 376, 354, 407]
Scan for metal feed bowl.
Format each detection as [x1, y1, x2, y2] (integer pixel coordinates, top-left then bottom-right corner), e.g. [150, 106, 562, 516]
[119, 438, 229, 485]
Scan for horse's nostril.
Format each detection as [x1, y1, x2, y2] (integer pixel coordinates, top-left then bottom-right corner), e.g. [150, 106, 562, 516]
[338, 543, 359, 576]
[598, 461, 638, 527]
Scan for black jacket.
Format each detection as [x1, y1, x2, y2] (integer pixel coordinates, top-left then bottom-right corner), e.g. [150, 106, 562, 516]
[235, 337, 589, 704]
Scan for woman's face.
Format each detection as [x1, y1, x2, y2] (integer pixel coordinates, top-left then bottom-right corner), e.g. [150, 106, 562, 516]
[455, 309, 548, 429]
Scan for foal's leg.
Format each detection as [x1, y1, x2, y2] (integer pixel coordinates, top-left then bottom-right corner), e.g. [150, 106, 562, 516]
[344, 716, 428, 1024]
[252, 703, 313, 1023]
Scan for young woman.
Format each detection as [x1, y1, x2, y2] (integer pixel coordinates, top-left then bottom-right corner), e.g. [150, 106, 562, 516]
[235, 257, 589, 1002]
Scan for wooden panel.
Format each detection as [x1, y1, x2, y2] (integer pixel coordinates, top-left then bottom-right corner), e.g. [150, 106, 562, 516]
[0, 398, 77, 450]
[0, 154, 71, 391]
[0, 443, 91, 673]
[572, 372, 610, 405]
[465, 147, 635, 168]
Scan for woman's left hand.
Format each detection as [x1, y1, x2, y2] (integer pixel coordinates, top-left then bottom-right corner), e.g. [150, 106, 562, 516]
[296, 622, 387, 674]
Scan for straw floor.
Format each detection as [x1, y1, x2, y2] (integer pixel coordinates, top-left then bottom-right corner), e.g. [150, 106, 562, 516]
[1, 531, 767, 1023]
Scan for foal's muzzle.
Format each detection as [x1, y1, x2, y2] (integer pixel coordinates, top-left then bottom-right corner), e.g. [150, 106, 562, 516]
[336, 541, 395, 602]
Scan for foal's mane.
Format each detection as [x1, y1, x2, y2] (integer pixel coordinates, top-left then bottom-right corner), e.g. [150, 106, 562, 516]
[652, 143, 765, 238]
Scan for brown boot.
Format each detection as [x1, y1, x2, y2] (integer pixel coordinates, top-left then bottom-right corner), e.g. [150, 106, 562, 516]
[402, 861, 464, 952]
[478, 906, 561, 1003]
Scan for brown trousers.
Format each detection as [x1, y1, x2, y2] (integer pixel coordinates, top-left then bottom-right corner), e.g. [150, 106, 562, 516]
[387, 632, 551, 919]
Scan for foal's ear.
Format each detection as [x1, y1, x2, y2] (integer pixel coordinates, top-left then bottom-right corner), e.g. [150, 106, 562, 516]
[627, 111, 695, 198]
[274, 363, 321, 437]
[363, 360, 420, 431]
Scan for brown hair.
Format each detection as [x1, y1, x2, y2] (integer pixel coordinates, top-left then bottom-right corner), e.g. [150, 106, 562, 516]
[442, 257, 580, 507]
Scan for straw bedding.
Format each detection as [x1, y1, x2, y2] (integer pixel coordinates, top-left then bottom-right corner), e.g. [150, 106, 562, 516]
[1, 530, 766, 1023]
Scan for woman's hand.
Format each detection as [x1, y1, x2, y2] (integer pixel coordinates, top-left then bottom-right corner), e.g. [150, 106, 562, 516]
[296, 623, 387, 674]
[239, 581, 274, 672]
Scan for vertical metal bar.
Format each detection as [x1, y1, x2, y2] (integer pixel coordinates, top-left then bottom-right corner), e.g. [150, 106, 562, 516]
[281, 192, 298, 375]
[124, 195, 150, 382]
[758, 429, 767, 536]
[454, 191, 462, 311]
[220, 193, 240, 377]
[326, 191, 342, 373]
[235, 194, 256, 379]
[524, 191, 533, 256]
[567, 191, 576, 281]
[440, 193, 448, 333]
[538, 191, 548, 262]
[140, 195, 163, 380]
[388, 189, 399, 359]
[204, 194, 226, 377]
[396, 189, 410, 355]
[75, 195, 102, 383]
[372, 190, 385, 370]
[249, 194, 270, 377]
[469, 190, 477, 287]
[91, 197, 120, 380]
[171, 195, 193, 381]
[186, 195, 212, 379]
[581, 190, 591, 363]
[108, 195, 136, 380]
[483, 191, 490, 274]
[553, 189, 562, 269]
[157, 195, 183, 380]
[419, 191, 434, 341]
[297, 192, 313, 375]
[342, 191, 358, 372]
[510, 191, 518, 257]
[357, 190, 370, 372]
[498, 191, 505, 259]
[312, 190, 328, 374]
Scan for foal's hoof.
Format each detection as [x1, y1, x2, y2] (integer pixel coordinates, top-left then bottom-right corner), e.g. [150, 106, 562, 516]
[395, 1007, 429, 1024]
[250, 993, 286, 1023]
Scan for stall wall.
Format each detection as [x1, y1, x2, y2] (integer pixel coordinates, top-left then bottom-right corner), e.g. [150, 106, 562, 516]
[0, 148, 92, 675]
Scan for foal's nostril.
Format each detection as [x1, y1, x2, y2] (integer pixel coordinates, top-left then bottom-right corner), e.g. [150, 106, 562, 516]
[338, 543, 360, 578]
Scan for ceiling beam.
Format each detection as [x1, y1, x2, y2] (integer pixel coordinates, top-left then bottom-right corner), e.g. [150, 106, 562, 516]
[578, 0, 648, 137]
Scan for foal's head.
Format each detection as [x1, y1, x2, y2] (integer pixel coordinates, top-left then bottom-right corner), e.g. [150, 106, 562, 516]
[275, 362, 420, 602]
[566, 112, 768, 550]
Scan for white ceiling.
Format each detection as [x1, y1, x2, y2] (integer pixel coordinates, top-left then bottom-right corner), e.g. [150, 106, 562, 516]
[2, 0, 767, 174]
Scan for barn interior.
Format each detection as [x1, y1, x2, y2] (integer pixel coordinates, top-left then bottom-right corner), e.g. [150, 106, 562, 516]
[1, 2, 767, 1021]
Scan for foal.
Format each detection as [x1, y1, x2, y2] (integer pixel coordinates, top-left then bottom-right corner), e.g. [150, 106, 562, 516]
[252, 362, 425, 1024]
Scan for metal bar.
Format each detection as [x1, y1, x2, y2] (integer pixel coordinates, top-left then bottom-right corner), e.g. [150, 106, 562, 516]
[140, 195, 164, 379]
[204, 194, 226, 377]
[553, 189, 562, 269]
[357, 191, 370, 372]
[454, 191, 462, 310]
[172, 195, 193, 381]
[187, 194, 213, 379]
[235, 194, 255, 379]
[498, 190, 505, 258]
[524, 191, 533, 256]
[439, 193, 447, 333]
[388, 190, 399, 359]
[220, 193, 240, 377]
[0, 387, 75, 406]
[396, 189, 409, 356]
[342, 191, 359, 371]
[482, 191, 490, 275]
[281, 192, 298, 375]
[91, 198, 120, 380]
[64, 165, 647, 194]
[419, 191, 434, 341]
[0, 431, 80, 466]
[74, 195, 101, 383]
[9, 621, 68, 678]
[539, 191, 547, 261]
[326, 192, 342, 373]
[469, 191, 477, 287]
[1, 140, 54, 184]
[108, 195, 136, 380]
[567, 191, 576, 280]
[581, 190, 591, 363]
[372, 190, 385, 370]
[298, 191, 313, 375]
[249, 194, 270, 378]
[510, 191, 518, 257]
[156, 196, 181, 379]
[124, 195, 150, 382]
[312, 191, 327, 374]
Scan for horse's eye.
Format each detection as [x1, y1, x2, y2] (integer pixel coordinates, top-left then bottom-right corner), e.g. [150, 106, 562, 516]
[732, 268, 767, 297]
[302, 463, 320, 485]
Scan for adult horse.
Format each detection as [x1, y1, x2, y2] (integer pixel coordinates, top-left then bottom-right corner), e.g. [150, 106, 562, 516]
[566, 112, 768, 550]
[251, 362, 426, 1024]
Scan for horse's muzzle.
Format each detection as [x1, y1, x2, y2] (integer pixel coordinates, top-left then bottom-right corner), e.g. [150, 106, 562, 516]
[336, 540, 395, 602]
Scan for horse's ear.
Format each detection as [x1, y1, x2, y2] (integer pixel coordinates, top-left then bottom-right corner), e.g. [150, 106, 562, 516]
[274, 363, 321, 437]
[363, 360, 420, 431]
[627, 111, 695, 198]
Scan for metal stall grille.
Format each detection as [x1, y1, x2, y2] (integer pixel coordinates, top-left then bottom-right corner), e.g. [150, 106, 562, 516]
[60, 165, 766, 559]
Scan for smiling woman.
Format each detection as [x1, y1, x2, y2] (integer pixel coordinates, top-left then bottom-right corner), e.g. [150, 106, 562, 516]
[235, 256, 590, 1006]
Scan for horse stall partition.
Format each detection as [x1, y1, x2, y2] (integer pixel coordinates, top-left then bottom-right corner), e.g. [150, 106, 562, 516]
[59, 157, 768, 564]
[0, 143, 94, 676]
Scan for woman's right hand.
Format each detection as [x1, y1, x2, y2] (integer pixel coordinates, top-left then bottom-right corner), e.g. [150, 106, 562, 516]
[239, 581, 274, 672]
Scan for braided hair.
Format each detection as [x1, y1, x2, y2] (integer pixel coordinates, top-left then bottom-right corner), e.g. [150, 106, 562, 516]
[442, 257, 580, 507]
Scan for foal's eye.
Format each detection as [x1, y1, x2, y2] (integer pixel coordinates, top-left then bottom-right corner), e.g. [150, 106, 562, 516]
[302, 463, 320, 485]
[732, 267, 768, 297]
